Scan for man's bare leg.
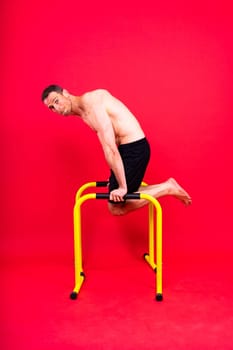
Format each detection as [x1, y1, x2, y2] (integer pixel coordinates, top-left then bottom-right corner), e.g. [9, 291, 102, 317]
[108, 178, 192, 216]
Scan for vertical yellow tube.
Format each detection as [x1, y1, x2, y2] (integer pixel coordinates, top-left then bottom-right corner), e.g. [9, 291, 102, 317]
[148, 203, 155, 265]
[155, 202, 162, 297]
[71, 194, 96, 298]
[140, 194, 163, 300]
[73, 200, 84, 293]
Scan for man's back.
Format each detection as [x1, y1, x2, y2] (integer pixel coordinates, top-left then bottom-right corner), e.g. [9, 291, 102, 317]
[79, 89, 145, 145]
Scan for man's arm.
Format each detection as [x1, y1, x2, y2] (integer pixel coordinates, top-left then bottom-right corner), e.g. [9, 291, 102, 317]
[93, 108, 127, 202]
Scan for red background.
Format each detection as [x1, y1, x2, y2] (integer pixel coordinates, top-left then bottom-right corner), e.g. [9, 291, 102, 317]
[1, 0, 233, 349]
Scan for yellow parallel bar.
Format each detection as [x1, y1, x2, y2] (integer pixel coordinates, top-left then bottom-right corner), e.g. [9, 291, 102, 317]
[75, 182, 97, 202]
[73, 193, 96, 294]
[72, 182, 163, 299]
[140, 193, 163, 295]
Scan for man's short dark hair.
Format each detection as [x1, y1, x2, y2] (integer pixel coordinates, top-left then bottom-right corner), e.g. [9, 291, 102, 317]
[41, 84, 63, 101]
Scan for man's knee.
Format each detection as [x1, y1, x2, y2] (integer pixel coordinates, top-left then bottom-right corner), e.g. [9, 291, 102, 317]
[108, 203, 126, 216]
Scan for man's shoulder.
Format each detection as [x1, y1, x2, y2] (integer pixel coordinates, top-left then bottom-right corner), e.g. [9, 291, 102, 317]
[82, 88, 111, 98]
[81, 89, 112, 106]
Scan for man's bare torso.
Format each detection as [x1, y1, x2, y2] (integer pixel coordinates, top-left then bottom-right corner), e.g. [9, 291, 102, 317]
[75, 89, 145, 145]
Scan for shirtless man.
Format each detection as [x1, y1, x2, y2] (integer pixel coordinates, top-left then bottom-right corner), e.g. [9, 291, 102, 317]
[42, 85, 191, 215]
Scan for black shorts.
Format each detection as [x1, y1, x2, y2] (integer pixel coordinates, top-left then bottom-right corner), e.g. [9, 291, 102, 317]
[109, 137, 151, 194]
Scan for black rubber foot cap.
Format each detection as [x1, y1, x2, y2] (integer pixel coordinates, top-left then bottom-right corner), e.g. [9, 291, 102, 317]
[156, 293, 163, 301]
[70, 292, 78, 300]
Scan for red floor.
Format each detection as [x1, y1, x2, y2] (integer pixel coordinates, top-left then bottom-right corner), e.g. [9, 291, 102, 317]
[1, 248, 232, 350]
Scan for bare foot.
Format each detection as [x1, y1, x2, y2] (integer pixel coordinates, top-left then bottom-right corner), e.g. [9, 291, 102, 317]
[168, 178, 192, 206]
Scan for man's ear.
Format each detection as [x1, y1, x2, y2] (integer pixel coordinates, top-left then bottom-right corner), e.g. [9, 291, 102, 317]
[63, 89, 70, 97]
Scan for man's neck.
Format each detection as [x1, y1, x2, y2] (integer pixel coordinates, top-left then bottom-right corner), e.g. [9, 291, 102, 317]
[70, 95, 83, 116]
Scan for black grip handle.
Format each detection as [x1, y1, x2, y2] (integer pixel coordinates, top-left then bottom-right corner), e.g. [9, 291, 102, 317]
[96, 193, 140, 200]
[96, 181, 109, 187]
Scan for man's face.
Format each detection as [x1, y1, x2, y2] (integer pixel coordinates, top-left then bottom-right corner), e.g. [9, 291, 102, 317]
[44, 91, 72, 116]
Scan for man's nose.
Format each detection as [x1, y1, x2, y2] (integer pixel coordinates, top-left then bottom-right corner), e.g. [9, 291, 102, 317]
[54, 104, 61, 112]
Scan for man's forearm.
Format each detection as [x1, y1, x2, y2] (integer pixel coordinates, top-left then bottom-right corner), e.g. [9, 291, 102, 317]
[106, 151, 127, 190]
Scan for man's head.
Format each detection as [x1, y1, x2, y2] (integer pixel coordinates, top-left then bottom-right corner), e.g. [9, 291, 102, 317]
[42, 84, 72, 116]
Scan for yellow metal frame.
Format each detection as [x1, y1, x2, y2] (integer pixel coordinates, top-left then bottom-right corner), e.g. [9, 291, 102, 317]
[70, 181, 163, 301]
